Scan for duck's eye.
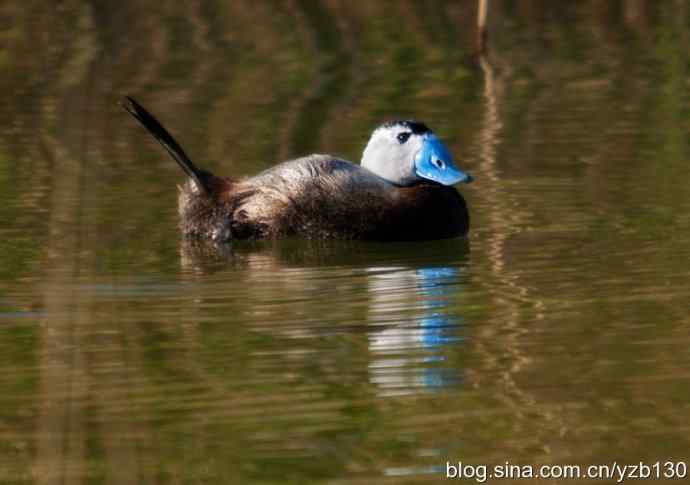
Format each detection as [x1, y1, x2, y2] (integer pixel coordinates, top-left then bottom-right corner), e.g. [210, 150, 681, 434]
[397, 132, 411, 144]
[432, 158, 446, 170]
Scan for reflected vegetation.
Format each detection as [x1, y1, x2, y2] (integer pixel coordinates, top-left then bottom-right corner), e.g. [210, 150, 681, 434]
[1, 0, 690, 483]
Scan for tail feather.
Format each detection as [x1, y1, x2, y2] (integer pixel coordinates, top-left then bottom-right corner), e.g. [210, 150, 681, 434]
[121, 96, 210, 195]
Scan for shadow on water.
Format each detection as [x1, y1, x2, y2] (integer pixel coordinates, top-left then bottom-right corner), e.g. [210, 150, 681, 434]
[180, 237, 469, 272]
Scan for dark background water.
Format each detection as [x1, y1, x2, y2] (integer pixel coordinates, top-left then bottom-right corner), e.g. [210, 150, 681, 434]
[2, 1, 690, 483]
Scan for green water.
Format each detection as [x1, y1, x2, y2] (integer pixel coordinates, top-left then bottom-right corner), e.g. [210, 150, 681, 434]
[2, 1, 690, 483]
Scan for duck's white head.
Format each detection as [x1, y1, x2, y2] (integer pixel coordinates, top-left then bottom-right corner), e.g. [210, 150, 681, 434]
[361, 121, 473, 187]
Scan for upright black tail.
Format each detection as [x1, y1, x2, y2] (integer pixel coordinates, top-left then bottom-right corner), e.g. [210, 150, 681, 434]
[121, 96, 210, 195]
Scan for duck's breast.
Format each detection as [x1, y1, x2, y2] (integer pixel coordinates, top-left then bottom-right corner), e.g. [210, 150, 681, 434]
[371, 183, 469, 240]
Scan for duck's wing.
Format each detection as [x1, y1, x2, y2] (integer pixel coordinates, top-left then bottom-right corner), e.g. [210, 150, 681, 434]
[227, 155, 392, 238]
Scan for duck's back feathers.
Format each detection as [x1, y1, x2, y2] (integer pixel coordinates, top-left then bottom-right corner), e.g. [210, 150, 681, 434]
[179, 155, 468, 241]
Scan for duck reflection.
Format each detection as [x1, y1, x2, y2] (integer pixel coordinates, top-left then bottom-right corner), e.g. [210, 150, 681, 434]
[367, 266, 465, 396]
[179, 238, 469, 396]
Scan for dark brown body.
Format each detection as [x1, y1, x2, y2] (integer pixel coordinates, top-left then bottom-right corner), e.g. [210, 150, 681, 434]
[179, 155, 469, 242]
[121, 97, 469, 242]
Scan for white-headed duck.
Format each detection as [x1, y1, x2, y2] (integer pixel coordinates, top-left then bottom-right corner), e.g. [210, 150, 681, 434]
[122, 97, 472, 242]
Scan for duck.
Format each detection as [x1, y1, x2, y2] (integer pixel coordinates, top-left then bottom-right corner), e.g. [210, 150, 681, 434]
[122, 96, 472, 242]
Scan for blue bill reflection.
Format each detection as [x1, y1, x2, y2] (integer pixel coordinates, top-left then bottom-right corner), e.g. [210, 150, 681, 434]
[368, 265, 465, 396]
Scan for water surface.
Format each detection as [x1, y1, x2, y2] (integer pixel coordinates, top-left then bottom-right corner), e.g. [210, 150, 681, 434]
[1, 1, 690, 483]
